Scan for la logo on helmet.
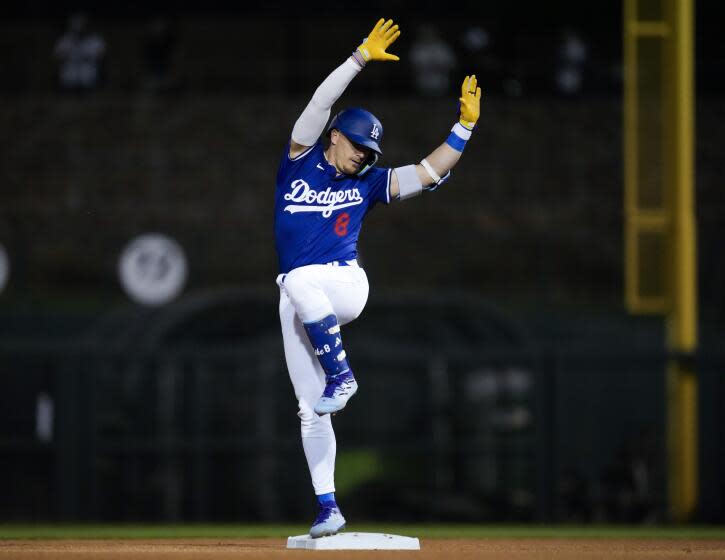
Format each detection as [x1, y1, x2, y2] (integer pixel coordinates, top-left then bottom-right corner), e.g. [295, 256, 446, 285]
[370, 124, 380, 140]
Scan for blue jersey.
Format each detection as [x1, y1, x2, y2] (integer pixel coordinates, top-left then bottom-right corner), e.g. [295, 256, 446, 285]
[274, 141, 392, 274]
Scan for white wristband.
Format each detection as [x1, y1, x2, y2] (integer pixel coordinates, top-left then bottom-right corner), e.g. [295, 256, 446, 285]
[451, 122, 473, 140]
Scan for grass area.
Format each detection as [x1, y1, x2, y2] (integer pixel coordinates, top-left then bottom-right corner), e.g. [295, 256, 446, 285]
[0, 524, 724, 540]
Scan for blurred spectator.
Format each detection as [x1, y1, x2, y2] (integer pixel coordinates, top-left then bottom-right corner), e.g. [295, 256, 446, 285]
[557, 467, 591, 522]
[457, 23, 510, 96]
[462, 25, 491, 54]
[458, 25, 491, 81]
[141, 17, 177, 92]
[499, 30, 528, 98]
[53, 13, 106, 93]
[554, 29, 588, 96]
[460, 24, 498, 71]
[409, 24, 457, 97]
[597, 428, 660, 523]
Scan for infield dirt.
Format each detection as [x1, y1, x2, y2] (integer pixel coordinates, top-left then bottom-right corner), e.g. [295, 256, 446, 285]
[2, 538, 725, 559]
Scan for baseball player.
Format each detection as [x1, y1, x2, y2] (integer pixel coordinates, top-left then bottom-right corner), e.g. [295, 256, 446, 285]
[274, 18, 481, 538]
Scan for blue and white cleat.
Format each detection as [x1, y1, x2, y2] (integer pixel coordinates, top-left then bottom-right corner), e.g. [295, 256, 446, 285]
[309, 504, 346, 538]
[314, 371, 358, 415]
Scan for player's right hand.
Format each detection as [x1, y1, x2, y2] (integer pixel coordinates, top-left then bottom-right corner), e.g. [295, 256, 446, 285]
[356, 18, 401, 62]
[458, 75, 482, 130]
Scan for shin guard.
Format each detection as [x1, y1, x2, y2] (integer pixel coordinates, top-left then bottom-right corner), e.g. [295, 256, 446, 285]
[303, 314, 350, 378]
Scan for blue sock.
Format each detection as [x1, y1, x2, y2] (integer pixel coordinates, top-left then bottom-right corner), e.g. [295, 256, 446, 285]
[303, 314, 351, 379]
[317, 492, 337, 506]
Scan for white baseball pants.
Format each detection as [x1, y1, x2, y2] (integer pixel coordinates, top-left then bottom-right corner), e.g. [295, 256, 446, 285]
[276, 261, 369, 495]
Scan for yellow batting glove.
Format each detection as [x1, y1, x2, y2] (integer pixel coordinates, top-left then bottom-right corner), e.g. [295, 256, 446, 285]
[459, 75, 482, 130]
[355, 18, 401, 63]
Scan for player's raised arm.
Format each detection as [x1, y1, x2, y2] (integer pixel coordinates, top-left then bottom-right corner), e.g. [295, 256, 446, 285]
[390, 75, 482, 199]
[289, 18, 401, 158]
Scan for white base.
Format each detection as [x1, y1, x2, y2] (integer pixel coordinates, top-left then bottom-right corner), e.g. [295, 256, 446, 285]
[287, 532, 420, 550]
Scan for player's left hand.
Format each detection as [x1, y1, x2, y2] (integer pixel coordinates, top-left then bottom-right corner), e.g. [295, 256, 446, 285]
[356, 18, 401, 62]
[458, 75, 482, 130]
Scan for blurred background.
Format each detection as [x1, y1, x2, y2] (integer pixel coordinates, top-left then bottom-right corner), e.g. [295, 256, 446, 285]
[1, 0, 723, 525]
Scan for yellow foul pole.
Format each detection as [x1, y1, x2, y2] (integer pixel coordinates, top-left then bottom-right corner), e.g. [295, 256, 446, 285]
[623, 0, 698, 521]
[666, 0, 698, 521]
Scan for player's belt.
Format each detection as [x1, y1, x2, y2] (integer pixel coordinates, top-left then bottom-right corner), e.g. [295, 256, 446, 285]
[327, 260, 357, 267]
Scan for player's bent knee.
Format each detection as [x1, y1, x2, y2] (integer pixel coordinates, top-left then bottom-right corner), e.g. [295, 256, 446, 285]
[336, 291, 368, 326]
[350, 298, 367, 321]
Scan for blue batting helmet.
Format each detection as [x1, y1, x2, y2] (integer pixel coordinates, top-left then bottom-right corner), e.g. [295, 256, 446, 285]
[327, 107, 383, 175]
